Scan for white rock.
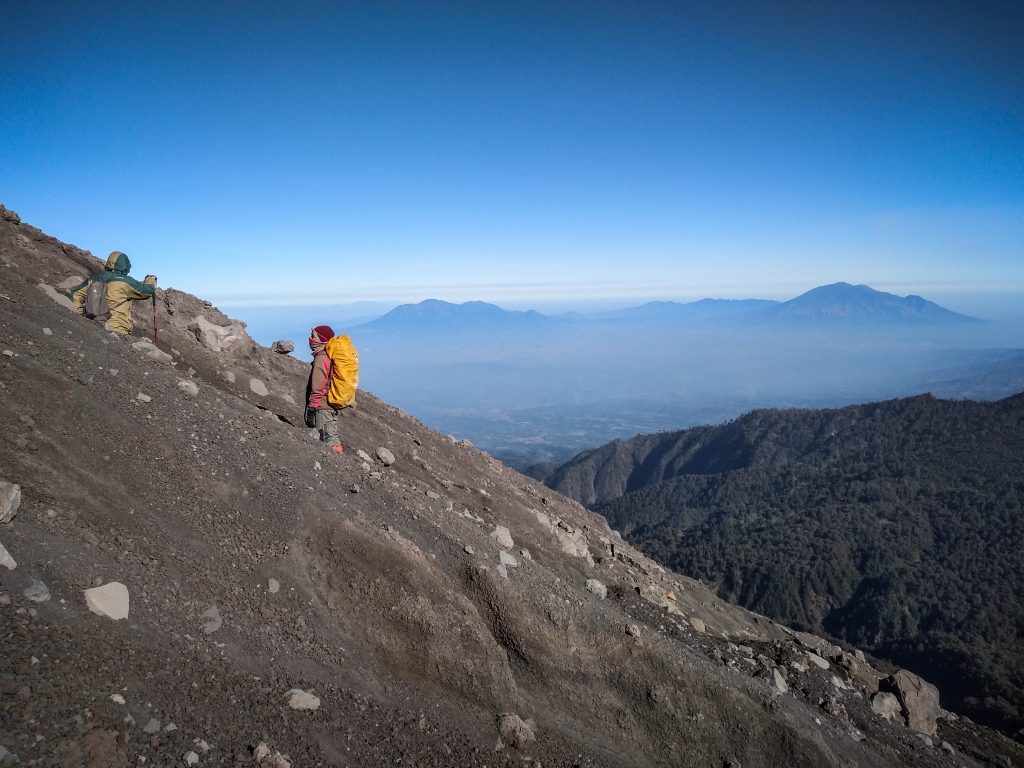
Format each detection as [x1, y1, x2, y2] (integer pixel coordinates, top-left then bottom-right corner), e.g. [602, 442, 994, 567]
[249, 378, 269, 396]
[689, 617, 706, 634]
[223, 370, 236, 384]
[871, 691, 900, 721]
[271, 340, 294, 354]
[286, 688, 320, 710]
[0, 541, 16, 570]
[356, 449, 373, 464]
[806, 651, 830, 670]
[375, 447, 395, 466]
[268, 578, 280, 594]
[0, 481, 21, 524]
[193, 739, 210, 753]
[42, 327, 52, 336]
[831, 674, 851, 690]
[143, 718, 161, 734]
[520, 548, 532, 560]
[177, 380, 199, 397]
[490, 526, 514, 549]
[254, 743, 272, 761]
[585, 579, 607, 599]
[202, 605, 222, 634]
[24, 579, 50, 602]
[84, 582, 130, 620]
[136, 393, 152, 403]
[496, 564, 509, 579]
[1, 350, 12, 357]
[771, 668, 789, 694]
[111, 694, 126, 704]
[182, 750, 199, 766]
[499, 551, 518, 567]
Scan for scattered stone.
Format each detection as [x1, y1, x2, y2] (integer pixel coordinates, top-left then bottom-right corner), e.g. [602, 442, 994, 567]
[883, 669, 940, 735]
[188, 315, 246, 352]
[268, 578, 280, 594]
[424, 490, 440, 500]
[177, 380, 199, 397]
[941, 741, 954, 755]
[165, 722, 178, 732]
[84, 582, 130, 619]
[136, 393, 152, 403]
[806, 652, 830, 670]
[520, 548, 532, 560]
[770, 668, 788, 695]
[107, 368, 118, 376]
[271, 340, 294, 354]
[286, 689, 320, 710]
[356, 449, 373, 464]
[0, 594, 9, 606]
[496, 564, 509, 579]
[254, 744, 271, 762]
[1, 350, 12, 357]
[249, 378, 269, 397]
[349, 484, 360, 494]
[490, 526, 514, 549]
[42, 327, 52, 336]
[626, 624, 641, 637]
[110, 694, 126, 705]
[870, 691, 899, 721]
[193, 739, 210, 753]
[831, 675, 851, 690]
[375, 447, 395, 466]
[790, 659, 809, 673]
[24, 579, 50, 602]
[689, 617, 706, 634]
[0, 482, 21, 524]
[463, 545, 475, 555]
[585, 579, 607, 599]
[202, 605, 222, 634]
[854, 649, 866, 662]
[0, 541, 16, 570]
[37, 282, 76, 309]
[143, 718, 161, 734]
[223, 371, 236, 384]
[916, 734, 934, 748]
[497, 713, 536, 750]
[499, 551, 518, 567]
[182, 750, 199, 766]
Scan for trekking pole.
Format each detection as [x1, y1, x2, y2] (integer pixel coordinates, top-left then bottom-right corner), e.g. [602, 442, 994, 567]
[151, 295, 159, 349]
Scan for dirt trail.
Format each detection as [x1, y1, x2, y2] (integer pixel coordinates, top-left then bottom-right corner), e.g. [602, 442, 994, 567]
[1, 204, 1022, 767]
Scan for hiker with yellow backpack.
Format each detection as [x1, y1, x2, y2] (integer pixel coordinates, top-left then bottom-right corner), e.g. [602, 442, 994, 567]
[304, 325, 359, 453]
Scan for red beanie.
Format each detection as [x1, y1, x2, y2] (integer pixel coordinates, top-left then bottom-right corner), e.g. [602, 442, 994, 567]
[312, 325, 335, 342]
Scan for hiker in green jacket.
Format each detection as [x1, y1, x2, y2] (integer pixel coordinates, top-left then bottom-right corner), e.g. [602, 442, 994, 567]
[70, 251, 156, 335]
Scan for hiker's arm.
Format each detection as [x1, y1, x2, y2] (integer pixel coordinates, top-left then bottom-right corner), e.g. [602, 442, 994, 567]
[122, 274, 156, 299]
[309, 362, 328, 405]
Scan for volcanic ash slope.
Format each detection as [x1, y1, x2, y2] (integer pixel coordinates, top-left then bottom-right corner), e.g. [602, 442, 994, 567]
[0, 203, 1021, 767]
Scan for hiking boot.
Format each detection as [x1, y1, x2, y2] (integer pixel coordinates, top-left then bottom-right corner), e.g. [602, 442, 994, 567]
[331, 444, 344, 454]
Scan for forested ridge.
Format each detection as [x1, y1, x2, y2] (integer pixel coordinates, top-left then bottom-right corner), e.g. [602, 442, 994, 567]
[585, 393, 1024, 735]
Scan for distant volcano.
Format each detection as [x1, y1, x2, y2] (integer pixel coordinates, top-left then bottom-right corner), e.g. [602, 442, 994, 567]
[761, 282, 978, 323]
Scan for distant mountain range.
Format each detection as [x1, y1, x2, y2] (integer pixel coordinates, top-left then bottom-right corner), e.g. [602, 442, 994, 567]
[351, 283, 979, 334]
[539, 392, 1024, 735]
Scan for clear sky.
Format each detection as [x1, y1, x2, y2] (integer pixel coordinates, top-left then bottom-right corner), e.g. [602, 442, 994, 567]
[2, 1, 1022, 313]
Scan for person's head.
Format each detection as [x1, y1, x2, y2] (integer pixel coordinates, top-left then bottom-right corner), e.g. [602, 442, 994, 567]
[309, 325, 334, 352]
[104, 251, 131, 274]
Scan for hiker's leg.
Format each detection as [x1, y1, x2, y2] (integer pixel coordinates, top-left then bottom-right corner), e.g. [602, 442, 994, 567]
[315, 409, 341, 447]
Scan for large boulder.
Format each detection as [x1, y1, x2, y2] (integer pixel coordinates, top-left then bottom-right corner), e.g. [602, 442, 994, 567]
[883, 670, 940, 735]
[187, 315, 246, 352]
[0, 481, 20, 524]
[271, 340, 294, 354]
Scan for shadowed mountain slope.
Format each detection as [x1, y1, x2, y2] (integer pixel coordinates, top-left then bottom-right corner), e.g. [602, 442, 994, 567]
[1, 204, 1021, 767]
[545, 396, 1024, 735]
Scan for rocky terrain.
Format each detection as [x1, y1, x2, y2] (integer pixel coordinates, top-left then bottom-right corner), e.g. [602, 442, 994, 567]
[2, 203, 1022, 767]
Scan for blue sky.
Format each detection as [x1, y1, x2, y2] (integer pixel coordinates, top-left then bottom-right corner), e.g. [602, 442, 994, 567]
[2, 1, 1022, 314]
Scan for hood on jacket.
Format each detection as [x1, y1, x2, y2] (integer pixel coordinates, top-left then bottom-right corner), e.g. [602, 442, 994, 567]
[105, 251, 131, 274]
